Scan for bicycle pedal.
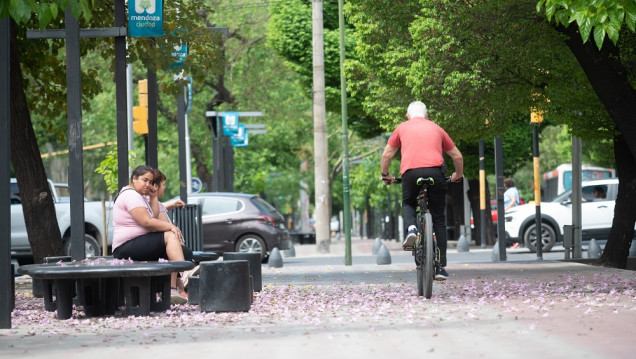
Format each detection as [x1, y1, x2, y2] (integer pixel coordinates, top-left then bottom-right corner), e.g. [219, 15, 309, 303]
[403, 245, 414, 251]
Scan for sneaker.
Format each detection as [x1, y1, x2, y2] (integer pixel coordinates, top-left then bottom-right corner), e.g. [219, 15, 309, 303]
[403, 226, 418, 249]
[170, 288, 188, 305]
[511, 243, 520, 249]
[435, 267, 449, 281]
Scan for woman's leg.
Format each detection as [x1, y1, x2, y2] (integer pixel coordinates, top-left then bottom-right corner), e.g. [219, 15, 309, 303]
[164, 231, 185, 288]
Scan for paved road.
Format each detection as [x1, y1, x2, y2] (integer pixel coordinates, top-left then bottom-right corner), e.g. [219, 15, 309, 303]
[2, 238, 635, 359]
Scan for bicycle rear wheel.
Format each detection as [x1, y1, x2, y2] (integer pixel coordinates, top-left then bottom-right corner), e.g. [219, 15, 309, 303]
[422, 212, 434, 298]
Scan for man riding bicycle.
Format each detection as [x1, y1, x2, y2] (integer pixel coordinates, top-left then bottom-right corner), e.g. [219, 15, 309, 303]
[380, 101, 464, 280]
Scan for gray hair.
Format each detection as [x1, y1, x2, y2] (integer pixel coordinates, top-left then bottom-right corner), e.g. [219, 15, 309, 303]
[407, 101, 428, 118]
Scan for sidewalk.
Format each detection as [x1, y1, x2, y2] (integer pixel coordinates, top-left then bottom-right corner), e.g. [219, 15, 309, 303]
[3, 237, 636, 358]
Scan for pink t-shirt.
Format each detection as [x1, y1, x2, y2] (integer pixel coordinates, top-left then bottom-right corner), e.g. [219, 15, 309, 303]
[112, 187, 154, 250]
[387, 117, 455, 174]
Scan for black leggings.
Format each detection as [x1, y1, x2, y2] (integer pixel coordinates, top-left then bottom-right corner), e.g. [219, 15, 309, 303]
[113, 231, 193, 261]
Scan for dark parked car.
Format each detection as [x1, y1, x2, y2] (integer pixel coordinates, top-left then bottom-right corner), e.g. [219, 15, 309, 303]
[178, 192, 290, 261]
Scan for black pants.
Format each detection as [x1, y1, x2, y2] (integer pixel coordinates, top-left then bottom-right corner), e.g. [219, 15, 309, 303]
[113, 231, 193, 262]
[402, 167, 448, 267]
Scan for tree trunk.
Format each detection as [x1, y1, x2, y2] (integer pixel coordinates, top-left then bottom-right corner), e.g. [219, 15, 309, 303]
[10, 20, 63, 263]
[600, 136, 636, 268]
[560, 24, 636, 268]
[312, 0, 330, 253]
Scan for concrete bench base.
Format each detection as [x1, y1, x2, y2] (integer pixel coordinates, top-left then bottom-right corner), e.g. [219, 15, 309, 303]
[223, 252, 262, 292]
[199, 260, 252, 312]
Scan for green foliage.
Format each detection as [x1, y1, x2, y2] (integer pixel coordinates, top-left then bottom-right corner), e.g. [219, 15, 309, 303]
[266, 0, 383, 138]
[94, 148, 139, 195]
[537, 0, 636, 49]
[0, 0, 92, 27]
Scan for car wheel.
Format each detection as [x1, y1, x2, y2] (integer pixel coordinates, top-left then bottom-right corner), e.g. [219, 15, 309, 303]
[523, 223, 556, 253]
[235, 235, 266, 260]
[63, 234, 101, 258]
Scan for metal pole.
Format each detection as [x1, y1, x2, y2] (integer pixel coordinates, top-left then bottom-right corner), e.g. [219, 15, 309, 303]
[178, 91, 187, 202]
[65, 5, 86, 261]
[115, 0, 129, 189]
[0, 15, 12, 329]
[479, 139, 486, 248]
[338, 0, 352, 265]
[126, 64, 133, 173]
[494, 136, 506, 261]
[572, 136, 582, 258]
[533, 124, 543, 260]
[463, 177, 471, 243]
[146, 68, 158, 168]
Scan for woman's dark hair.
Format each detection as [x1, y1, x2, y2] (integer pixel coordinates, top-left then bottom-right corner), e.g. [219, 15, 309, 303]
[130, 165, 154, 182]
[504, 178, 515, 188]
[151, 168, 166, 186]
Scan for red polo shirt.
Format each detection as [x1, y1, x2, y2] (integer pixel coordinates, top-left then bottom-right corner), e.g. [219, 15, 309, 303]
[387, 117, 455, 174]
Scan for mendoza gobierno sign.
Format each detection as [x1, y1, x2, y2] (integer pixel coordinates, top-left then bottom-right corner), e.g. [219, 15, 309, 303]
[129, 0, 164, 37]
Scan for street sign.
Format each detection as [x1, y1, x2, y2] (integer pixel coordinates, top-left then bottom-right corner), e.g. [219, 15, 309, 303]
[222, 112, 239, 135]
[128, 0, 164, 37]
[191, 177, 202, 193]
[231, 124, 248, 147]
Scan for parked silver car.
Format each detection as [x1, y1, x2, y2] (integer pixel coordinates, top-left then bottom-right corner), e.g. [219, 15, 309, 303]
[180, 192, 290, 261]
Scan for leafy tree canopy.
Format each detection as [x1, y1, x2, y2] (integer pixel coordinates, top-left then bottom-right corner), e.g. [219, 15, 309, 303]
[537, 0, 636, 49]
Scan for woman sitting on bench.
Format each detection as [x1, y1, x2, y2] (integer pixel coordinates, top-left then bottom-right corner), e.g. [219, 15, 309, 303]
[112, 165, 192, 304]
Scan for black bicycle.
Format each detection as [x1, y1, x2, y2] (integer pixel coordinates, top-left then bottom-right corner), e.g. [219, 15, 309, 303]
[391, 176, 448, 298]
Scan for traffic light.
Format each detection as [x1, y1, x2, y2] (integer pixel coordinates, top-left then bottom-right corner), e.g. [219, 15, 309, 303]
[133, 79, 148, 135]
[530, 110, 544, 124]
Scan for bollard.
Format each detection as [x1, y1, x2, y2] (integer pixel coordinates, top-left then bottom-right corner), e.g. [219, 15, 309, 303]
[457, 233, 470, 252]
[372, 237, 382, 255]
[491, 241, 500, 261]
[587, 238, 602, 259]
[376, 244, 391, 265]
[268, 247, 283, 268]
[199, 260, 252, 312]
[284, 241, 296, 258]
[187, 276, 200, 304]
[224, 251, 262, 292]
[629, 240, 636, 257]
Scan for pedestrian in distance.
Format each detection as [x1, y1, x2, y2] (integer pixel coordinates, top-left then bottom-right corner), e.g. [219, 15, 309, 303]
[380, 101, 463, 280]
[503, 178, 520, 211]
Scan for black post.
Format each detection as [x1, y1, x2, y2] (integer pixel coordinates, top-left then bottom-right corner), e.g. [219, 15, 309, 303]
[65, 6, 86, 261]
[211, 116, 224, 192]
[146, 68, 158, 168]
[494, 136, 506, 261]
[533, 125, 543, 259]
[394, 193, 400, 241]
[143, 134, 149, 165]
[479, 139, 486, 248]
[178, 91, 187, 202]
[0, 16, 12, 329]
[224, 137, 234, 192]
[115, 0, 129, 189]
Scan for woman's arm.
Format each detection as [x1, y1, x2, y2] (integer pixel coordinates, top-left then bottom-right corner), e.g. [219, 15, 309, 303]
[164, 199, 186, 211]
[129, 207, 179, 235]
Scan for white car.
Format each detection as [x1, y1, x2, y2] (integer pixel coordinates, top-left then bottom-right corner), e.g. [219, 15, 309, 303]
[505, 178, 619, 252]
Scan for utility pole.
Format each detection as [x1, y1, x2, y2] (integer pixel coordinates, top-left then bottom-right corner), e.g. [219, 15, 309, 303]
[312, 0, 330, 253]
[338, 0, 351, 265]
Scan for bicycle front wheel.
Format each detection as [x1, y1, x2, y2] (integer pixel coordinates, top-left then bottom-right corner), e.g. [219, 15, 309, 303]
[422, 212, 434, 298]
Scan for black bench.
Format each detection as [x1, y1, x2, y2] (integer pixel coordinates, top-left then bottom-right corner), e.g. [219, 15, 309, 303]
[18, 259, 196, 319]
